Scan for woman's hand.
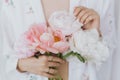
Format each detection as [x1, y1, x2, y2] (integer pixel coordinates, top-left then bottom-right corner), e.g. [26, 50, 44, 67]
[74, 6, 100, 33]
[17, 56, 65, 78]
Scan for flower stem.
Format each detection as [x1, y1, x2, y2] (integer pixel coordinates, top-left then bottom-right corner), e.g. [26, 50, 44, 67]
[49, 75, 63, 80]
[63, 51, 86, 63]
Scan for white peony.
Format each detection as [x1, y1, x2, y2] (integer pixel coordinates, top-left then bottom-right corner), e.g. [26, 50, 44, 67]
[48, 11, 109, 68]
[69, 28, 109, 67]
[48, 11, 83, 36]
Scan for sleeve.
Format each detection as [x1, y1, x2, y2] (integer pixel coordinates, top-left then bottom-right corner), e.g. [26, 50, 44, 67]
[97, 0, 117, 80]
[0, 1, 27, 80]
[100, 0, 116, 54]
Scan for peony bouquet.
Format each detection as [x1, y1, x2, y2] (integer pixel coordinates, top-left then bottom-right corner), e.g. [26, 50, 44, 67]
[14, 11, 109, 80]
[49, 11, 109, 67]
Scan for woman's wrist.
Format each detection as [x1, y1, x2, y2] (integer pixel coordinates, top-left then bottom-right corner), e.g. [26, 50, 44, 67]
[17, 59, 26, 72]
[17, 58, 29, 72]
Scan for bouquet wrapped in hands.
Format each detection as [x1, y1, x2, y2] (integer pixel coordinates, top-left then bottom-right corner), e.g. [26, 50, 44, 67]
[14, 11, 109, 80]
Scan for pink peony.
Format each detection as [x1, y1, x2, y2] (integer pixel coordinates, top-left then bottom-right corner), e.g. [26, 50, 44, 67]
[24, 23, 47, 44]
[14, 23, 47, 58]
[14, 23, 69, 58]
[38, 30, 69, 54]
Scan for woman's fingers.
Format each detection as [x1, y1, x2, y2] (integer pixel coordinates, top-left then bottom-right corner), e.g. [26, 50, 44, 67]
[43, 67, 58, 74]
[74, 6, 100, 25]
[48, 62, 60, 67]
[40, 72, 55, 78]
[19, 56, 65, 78]
[74, 6, 85, 16]
[77, 9, 88, 21]
[74, 7, 90, 23]
[76, 9, 94, 24]
[74, 7, 100, 30]
[48, 56, 65, 64]
[84, 14, 95, 25]
[40, 67, 58, 78]
[48, 68, 58, 74]
[80, 11, 93, 24]
[80, 12, 89, 24]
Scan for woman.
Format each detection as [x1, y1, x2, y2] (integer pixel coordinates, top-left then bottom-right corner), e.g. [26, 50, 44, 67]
[0, 0, 116, 80]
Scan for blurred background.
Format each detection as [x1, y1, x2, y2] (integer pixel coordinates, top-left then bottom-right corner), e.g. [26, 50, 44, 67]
[112, 0, 120, 80]
[0, 1, 5, 80]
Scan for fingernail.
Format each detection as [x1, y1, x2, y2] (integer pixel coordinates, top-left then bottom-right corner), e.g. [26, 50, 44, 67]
[81, 27, 85, 30]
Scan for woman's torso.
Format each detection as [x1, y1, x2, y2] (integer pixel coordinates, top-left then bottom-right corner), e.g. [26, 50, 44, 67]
[3, 0, 102, 51]
[2, 0, 106, 80]
[41, 0, 69, 24]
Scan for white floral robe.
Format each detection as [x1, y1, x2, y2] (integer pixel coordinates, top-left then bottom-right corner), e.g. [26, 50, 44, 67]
[0, 0, 116, 80]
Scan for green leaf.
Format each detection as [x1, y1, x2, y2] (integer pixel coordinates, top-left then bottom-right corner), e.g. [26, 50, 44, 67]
[57, 53, 63, 59]
[63, 51, 73, 59]
[63, 51, 86, 63]
[77, 54, 85, 63]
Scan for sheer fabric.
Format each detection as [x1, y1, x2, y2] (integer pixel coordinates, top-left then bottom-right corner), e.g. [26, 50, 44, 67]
[112, 0, 120, 80]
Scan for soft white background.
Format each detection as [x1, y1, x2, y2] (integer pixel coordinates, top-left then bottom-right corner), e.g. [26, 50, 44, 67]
[0, 0, 3, 79]
[0, 1, 5, 80]
[0, 0, 120, 80]
[112, 0, 120, 80]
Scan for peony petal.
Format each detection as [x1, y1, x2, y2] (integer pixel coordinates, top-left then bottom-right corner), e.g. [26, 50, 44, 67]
[40, 33, 54, 46]
[53, 41, 69, 53]
[53, 30, 65, 41]
[48, 11, 83, 36]
[38, 43, 59, 53]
